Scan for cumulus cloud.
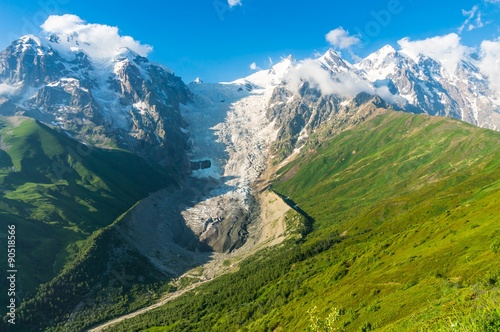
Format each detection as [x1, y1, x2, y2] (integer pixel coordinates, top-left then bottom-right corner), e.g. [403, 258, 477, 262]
[478, 38, 500, 97]
[41, 14, 152, 59]
[282, 54, 405, 106]
[398, 33, 471, 74]
[459, 6, 484, 33]
[228, 0, 242, 7]
[325, 27, 360, 50]
[285, 59, 372, 98]
[484, 0, 500, 4]
[249, 62, 260, 70]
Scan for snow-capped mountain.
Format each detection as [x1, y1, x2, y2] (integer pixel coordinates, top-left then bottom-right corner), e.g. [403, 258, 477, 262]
[178, 46, 500, 252]
[226, 46, 500, 160]
[177, 55, 391, 251]
[0, 34, 190, 168]
[356, 45, 500, 130]
[189, 46, 500, 168]
[1, 31, 498, 172]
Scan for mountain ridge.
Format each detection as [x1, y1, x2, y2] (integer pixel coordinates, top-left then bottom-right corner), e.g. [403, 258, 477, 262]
[0, 33, 190, 169]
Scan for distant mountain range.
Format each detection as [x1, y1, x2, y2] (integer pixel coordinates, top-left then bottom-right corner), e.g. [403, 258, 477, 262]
[1, 33, 499, 170]
[231, 46, 500, 156]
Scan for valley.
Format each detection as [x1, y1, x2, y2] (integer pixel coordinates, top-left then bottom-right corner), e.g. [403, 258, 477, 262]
[0, 17, 499, 331]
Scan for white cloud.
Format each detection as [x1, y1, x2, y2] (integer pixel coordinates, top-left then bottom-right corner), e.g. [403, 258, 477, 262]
[472, 12, 485, 30]
[285, 59, 370, 97]
[0, 83, 18, 97]
[459, 6, 484, 34]
[249, 62, 260, 70]
[284, 58, 404, 104]
[374, 85, 407, 105]
[228, 0, 242, 7]
[478, 38, 500, 97]
[397, 33, 471, 74]
[325, 27, 360, 50]
[485, 0, 500, 4]
[41, 14, 152, 59]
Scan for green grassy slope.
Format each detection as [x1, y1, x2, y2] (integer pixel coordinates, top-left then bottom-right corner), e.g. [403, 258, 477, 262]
[13, 208, 175, 332]
[270, 111, 500, 331]
[0, 117, 176, 305]
[107, 111, 500, 331]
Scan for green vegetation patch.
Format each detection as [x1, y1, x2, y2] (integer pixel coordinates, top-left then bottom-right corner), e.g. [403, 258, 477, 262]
[0, 117, 177, 329]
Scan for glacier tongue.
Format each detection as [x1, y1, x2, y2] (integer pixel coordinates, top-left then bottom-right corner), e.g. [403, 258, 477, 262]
[181, 81, 279, 250]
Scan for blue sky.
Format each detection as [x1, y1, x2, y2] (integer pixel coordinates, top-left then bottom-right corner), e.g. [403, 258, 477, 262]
[0, 0, 499, 82]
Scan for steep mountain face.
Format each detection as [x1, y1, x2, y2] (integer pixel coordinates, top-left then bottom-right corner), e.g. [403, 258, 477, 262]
[356, 45, 500, 130]
[175, 55, 391, 253]
[180, 79, 280, 252]
[0, 35, 190, 169]
[265, 51, 389, 159]
[222, 46, 500, 162]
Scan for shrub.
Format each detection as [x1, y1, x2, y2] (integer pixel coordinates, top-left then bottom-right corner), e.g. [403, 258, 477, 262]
[307, 306, 343, 332]
[490, 239, 500, 254]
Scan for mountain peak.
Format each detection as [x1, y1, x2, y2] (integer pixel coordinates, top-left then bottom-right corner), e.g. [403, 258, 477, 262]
[231, 55, 294, 88]
[18, 35, 42, 45]
[378, 44, 396, 55]
[319, 48, 344, 63]
[114, 47, 143, 62]
[190, 77, 204, 84]
[325, 48, 341, 58]
[6, 35, 47, 58]
[362, 44, 398, 64]
[274, 55, 295, 69]
[266, 55, 295, 80]
[275, 55, 294, 69]
[318, 48, 353, 72]
[12, 35, 44, 52]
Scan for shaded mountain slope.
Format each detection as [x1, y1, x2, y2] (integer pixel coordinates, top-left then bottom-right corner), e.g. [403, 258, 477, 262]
[0, 116, 176, 324]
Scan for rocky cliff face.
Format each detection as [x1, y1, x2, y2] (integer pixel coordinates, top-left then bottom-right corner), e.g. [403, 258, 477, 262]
[267, 84, 391, 159]
[0, 35, 190, 169]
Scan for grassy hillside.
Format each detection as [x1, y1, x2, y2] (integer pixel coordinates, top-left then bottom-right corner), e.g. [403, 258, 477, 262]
[0, 117, 176, 313]
[12, 208, 175, 332]
[106, 111, 500, 331]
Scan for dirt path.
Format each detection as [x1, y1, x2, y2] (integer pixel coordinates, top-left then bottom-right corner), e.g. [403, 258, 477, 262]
[87, 280, 210, 332]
